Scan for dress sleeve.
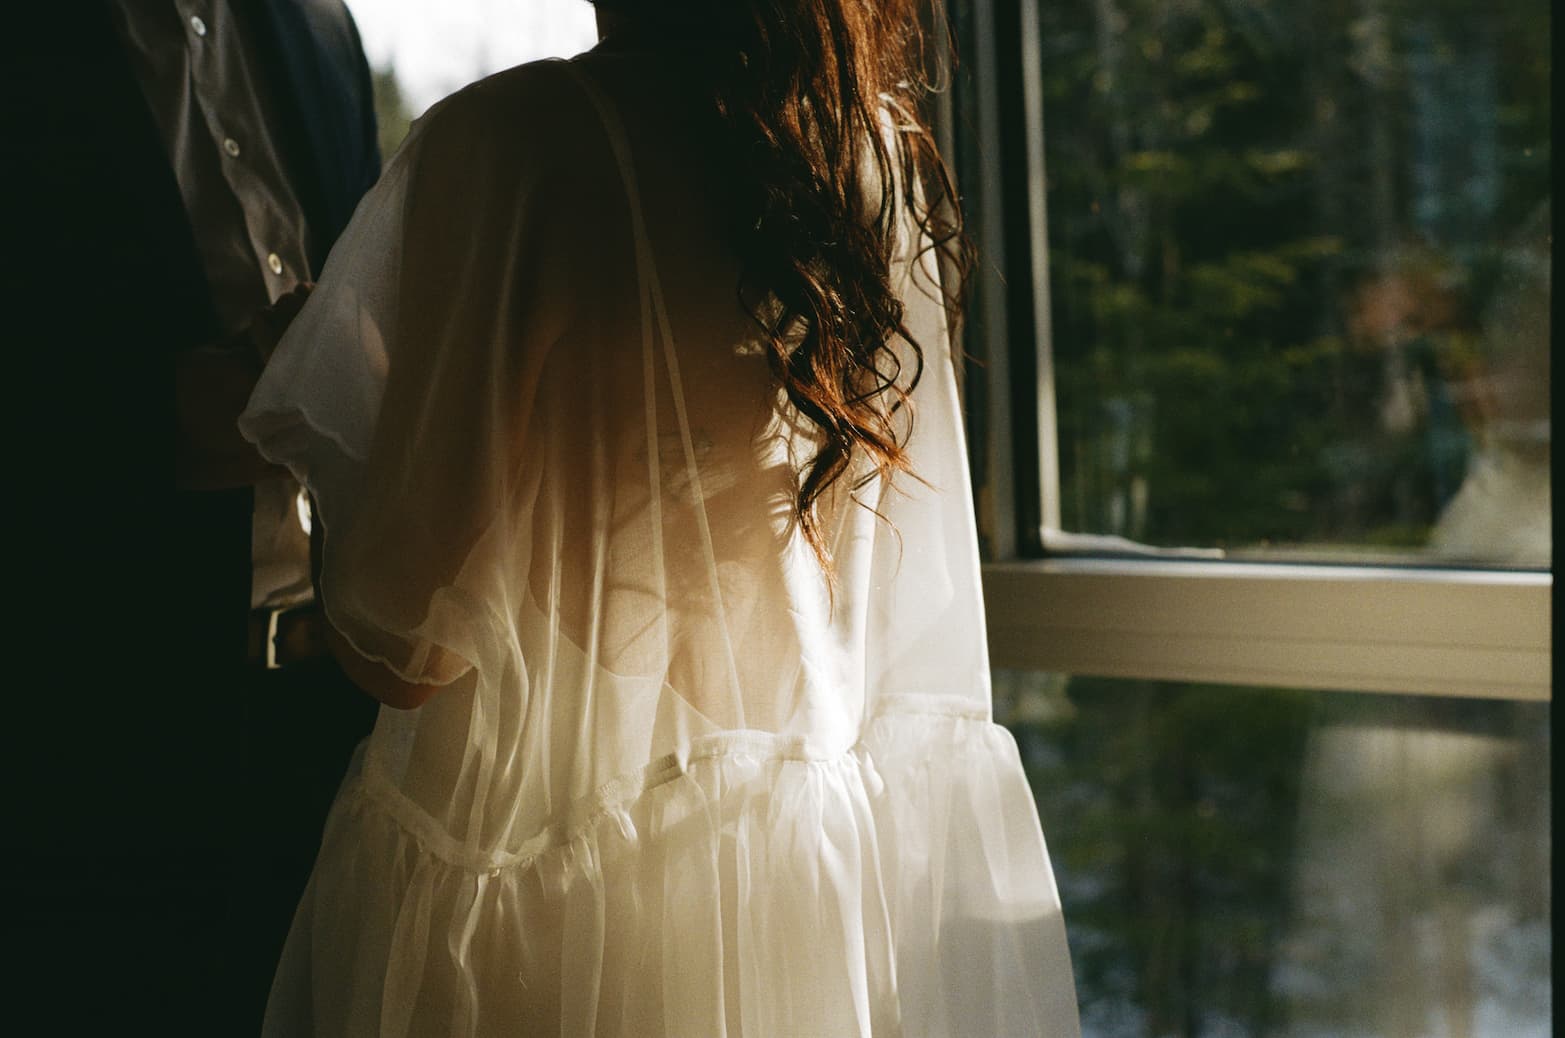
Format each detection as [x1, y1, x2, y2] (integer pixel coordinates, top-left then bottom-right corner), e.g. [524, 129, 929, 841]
[239, 78, 567, 686]
[862, 205, 993, 712]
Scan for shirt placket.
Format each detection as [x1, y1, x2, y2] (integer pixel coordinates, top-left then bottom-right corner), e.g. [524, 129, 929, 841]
[177, 0, 314, 301]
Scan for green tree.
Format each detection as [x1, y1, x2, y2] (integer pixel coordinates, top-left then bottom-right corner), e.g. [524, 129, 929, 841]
[1036, 0, 1549, 554]
[372, 63, 416, 162]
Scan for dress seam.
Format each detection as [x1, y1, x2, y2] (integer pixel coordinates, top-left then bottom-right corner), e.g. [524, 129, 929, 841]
[352, 699, 996, 875]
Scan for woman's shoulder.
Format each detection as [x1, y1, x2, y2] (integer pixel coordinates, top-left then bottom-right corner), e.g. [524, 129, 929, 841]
[433, 58, 589, 124]
[396, 58, 603, 187]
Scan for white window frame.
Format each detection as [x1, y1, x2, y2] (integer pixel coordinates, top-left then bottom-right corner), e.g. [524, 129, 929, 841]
[965, 0, 1553, 703]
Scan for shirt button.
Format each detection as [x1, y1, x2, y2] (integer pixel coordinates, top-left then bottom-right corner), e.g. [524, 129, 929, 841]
[223, 137, 241, 157]
[190, 15, 207, 37]
[267, 253, 284, 276]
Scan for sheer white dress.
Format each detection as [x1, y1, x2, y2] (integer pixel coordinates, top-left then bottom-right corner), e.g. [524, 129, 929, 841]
[240, 51, 1079, 1038]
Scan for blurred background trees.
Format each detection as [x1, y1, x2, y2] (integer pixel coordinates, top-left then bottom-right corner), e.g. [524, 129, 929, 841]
[371, 63, 415, 162]
[1036, 0, 1550, 561]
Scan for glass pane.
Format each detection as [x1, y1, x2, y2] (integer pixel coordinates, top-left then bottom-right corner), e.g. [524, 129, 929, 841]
[995, 671, 1551, 1037]
[1036, 0, 1550, 566]
[347, 0, 601, 157]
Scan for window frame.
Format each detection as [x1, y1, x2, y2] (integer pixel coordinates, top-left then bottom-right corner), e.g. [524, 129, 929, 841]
[954, 0, 1552, 703]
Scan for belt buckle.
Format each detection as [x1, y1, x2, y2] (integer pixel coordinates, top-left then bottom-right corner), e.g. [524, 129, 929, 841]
[264, 607, 285, 671]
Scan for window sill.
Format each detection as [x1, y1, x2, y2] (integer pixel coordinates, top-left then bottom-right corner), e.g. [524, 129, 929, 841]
[982, 558, 1551, 701]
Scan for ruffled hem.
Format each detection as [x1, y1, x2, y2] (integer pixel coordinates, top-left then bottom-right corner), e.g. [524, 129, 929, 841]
[264, 700, 1080, 1038]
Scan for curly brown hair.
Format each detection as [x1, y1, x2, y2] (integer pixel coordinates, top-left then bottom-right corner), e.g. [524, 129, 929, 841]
[592, 0, 972, 570]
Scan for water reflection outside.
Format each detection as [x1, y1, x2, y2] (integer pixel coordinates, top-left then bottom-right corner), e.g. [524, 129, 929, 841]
[996, 670, 1551, 1037]
[1037, 0, 1551, 566]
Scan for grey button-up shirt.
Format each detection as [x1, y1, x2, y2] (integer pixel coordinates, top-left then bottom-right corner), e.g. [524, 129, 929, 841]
[112, 0, 318, 610]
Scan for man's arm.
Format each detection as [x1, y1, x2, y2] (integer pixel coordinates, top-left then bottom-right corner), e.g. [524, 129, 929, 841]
[175, 284, 311, 490]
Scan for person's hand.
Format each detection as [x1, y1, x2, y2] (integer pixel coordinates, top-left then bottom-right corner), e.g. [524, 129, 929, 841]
[246, 281, 314, 363]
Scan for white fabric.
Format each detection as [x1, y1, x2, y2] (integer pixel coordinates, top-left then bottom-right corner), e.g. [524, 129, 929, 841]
[240, 52, 1079, 1037]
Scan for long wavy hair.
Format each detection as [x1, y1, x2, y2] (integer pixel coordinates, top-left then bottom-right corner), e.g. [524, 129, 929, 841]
[592, 0, 972, 571]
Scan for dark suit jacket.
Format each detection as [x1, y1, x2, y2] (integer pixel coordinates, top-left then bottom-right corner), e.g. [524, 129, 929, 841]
[0, 0, 380, 1020]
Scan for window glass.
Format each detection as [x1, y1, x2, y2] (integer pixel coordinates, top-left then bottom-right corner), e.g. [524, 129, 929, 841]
[1036, 0, 1550, 566]
[347, 0, 600, 157]
[997, 670, 1551, 1037]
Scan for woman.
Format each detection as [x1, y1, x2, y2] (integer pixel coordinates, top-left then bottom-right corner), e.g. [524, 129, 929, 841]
[240, 2, 1079, 1034]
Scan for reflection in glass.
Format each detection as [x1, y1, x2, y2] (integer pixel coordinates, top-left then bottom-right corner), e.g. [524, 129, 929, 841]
[1036, 0, 1551, 565]
[995, 671, 1551, 1037]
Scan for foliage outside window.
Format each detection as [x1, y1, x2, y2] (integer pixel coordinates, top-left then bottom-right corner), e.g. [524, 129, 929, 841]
[1034, 0, 1549, 566]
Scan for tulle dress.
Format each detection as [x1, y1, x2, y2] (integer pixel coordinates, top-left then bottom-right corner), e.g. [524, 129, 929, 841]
[239, 51, 1080, 1038]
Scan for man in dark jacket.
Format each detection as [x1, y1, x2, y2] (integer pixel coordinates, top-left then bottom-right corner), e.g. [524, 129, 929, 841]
[3, 1, 382, 1028]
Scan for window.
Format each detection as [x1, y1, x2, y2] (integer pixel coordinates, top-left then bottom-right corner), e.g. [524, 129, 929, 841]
[998, 672, 1550, 1037]
[949, 0, 1551, 1033]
